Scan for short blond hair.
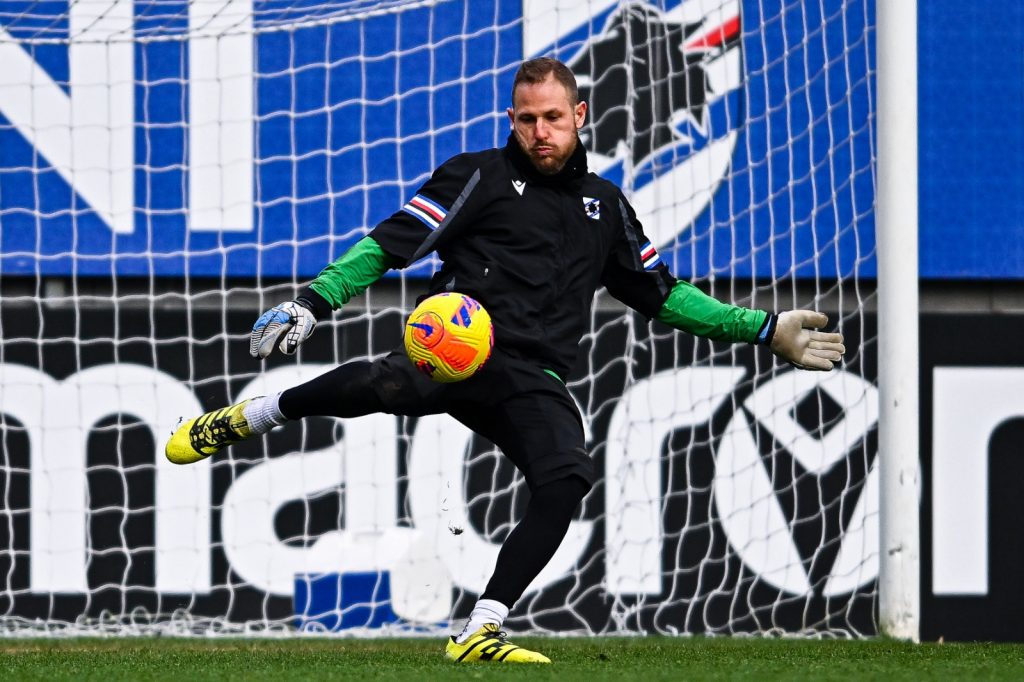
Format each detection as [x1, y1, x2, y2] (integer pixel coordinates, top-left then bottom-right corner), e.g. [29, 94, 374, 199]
[511, 57, 580, 107]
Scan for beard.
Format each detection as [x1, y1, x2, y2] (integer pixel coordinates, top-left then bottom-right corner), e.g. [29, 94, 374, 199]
[520, 135, 578, 176]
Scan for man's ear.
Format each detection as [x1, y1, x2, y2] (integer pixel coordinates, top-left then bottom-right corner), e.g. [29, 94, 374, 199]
[507, 107, 515, 128]
[574, 101, 587, 129]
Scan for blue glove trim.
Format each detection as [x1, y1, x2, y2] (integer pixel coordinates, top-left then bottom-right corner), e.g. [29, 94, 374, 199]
[253, 308, 291, 332]
[756, 313, 778, 345]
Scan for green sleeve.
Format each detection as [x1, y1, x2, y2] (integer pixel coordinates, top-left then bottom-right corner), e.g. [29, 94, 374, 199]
[655, 280, 769, 344]
[307, 236, 400, 310]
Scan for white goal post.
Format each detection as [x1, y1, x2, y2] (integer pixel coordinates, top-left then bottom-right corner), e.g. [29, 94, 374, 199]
[876, 0, 921, 642]
[0, 0, 907, 638]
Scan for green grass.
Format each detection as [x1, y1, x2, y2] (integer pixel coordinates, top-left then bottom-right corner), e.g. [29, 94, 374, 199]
[0, 637, 1022, 681]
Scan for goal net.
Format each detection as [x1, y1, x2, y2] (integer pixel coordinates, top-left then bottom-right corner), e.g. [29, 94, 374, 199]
[0, 0, 877, 636]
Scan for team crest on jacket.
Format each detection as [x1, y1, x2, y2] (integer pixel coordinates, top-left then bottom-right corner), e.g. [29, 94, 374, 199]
[524, 0, 743, 251]
[583, 197, 601, 220]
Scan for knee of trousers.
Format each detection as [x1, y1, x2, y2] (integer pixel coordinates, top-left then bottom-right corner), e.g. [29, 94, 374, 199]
[525, 447, 596, 494]
[530, 471, 593, 521]
[368, 350, 447, 416]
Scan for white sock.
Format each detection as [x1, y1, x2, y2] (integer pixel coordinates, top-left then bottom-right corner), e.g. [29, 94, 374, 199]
[242, 393, 287, 435]
[454, 599, 509, 644]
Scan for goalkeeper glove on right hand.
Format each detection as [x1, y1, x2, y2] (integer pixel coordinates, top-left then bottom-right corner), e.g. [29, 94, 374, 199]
[250, 299, 318, 359]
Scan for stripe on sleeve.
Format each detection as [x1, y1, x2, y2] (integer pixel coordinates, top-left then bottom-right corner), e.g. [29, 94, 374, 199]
[640, 241, 661, 270]
[401, 194, 448, 230]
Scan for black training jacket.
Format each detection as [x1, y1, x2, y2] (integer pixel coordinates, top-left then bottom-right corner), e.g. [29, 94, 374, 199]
[368, 134, 677, 379]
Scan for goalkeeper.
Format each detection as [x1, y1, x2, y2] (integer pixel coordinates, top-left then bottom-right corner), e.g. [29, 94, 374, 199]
[166, 57, 845, 663]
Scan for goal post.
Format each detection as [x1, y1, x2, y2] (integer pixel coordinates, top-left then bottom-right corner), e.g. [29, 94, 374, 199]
[875, 0, 921, 642]
[0, 0, 892, 638]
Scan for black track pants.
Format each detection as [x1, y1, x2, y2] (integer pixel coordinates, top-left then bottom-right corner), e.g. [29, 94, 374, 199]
[480, 475, 591, 608]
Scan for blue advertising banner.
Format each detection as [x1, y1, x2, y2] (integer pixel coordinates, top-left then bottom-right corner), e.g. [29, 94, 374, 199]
[0, 0, 881, 280]
[919, 1, 1024, 279]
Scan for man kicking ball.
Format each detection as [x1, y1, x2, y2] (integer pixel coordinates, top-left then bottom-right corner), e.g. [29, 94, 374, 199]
[167, 57, 845, 663]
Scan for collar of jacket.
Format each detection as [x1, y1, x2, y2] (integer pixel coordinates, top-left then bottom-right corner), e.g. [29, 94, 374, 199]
[504, 132, 588, 187]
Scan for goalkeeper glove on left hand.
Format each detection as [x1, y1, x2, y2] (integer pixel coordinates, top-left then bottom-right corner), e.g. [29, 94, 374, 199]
[250, 299, 318, 359]
[769, 310, 846, 371]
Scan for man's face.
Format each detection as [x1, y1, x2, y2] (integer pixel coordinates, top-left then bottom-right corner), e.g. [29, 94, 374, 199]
[507, 75, 587, 175]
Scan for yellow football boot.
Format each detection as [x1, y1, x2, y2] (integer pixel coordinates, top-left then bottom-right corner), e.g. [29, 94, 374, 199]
[165, 399, 256, 465]
[444, 624, 550, 663]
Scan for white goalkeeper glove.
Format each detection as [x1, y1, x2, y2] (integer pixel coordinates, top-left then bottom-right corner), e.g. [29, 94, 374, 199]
[769, 310, 846, 371]
[250, 300, 318, 359]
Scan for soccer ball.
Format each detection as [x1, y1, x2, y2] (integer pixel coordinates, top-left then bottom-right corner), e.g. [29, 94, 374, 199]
[403, 292, 494, 383]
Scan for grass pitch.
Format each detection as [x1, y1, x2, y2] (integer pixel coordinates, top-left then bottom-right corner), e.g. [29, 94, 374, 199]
[0, 636, 1022, 681]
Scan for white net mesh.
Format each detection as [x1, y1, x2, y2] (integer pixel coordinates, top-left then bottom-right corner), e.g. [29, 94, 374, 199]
[0, 0, 877, 636]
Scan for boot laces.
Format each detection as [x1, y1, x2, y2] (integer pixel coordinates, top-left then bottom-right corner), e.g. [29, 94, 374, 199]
[191, 409, 242, 449]
[483, 626, 509, 642]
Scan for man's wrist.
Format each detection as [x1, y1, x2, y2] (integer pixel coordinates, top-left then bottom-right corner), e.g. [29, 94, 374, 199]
[755, 312, 778, 346]
[295, 287, 333, 319]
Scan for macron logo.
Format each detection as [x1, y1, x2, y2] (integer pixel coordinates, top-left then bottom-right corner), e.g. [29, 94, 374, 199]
[512, 179, 526, 196]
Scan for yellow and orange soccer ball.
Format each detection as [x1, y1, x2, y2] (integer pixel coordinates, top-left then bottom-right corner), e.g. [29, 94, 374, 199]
[404, 292, 493, 383]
